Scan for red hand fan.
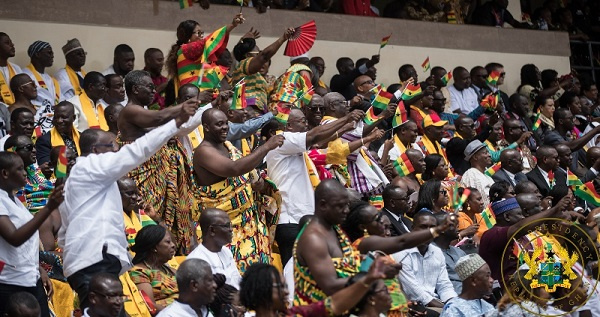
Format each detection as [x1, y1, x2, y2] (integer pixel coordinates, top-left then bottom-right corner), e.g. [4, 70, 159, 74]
[284, 20, 317, 57]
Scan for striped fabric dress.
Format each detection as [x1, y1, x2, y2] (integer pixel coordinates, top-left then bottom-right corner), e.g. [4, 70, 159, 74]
[232, 57, 268, 113]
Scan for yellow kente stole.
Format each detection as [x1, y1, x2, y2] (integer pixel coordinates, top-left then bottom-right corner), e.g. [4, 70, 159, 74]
[393, 134, 408, 154]
[50, 127, 81, 155]
[79, 91, 108, 130]
[420, 135, 453, 177]
[240, 135, 255, 156]
[66, 65, 86, 96]
[0, 63, 17, 105]
[454, 133, 464, 140]
[26, 64, 61, 104]
[484, 140, 496, 151]
[188, 127, 204, 149]
[303, 152, 321, 190]
[409, 105, 427, 118]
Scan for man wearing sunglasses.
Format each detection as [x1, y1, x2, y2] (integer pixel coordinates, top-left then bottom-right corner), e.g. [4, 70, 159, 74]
[85, 273, 125, 317]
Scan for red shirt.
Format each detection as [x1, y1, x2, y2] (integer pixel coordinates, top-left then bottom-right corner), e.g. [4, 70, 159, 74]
[478, 226, 516, 287]
[343, 0, 377, 16]
[145, 68, 167, 109]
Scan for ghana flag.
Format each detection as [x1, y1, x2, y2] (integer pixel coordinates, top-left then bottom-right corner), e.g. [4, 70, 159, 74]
[392, 100, 408, 128]
[372, 89, 393, 110]
[532, 111, 542, 131]
[480, 205, 496, 229]
[55, 146, 68, 178]
[231, 80, 247, 110]
[275, 105, 291, 124]
[487, 70, 501, 86]
[573, 181, 600, 206]
[484, 162, 501, 177]
[202, 26, 228, 63]
[401, 83, 422, 101]
[364, 106, 379, 125]
[393, 152, 415, 176]
[440, 72, 453, 85]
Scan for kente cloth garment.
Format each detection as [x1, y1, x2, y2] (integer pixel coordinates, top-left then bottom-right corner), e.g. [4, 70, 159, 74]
[123, 210, 157, 248]
[293, 222, 361, 306]
[129, 265, 178, 308]
[232, 57, 268, 113]
[176, 34, 228, 90]
[16, 164, 54, 214]
[269, 64, 313, 110]
[196, 141, 272, 273]
[287, 298, 333, 317]
[40, 250, 66, 281]
[120, 137, 194, 254]
[351, 238, 408, 317]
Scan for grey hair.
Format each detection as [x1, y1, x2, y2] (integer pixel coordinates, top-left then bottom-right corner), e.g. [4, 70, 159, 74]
[124, 69, 151, 95]
[176, 258, 212, 292]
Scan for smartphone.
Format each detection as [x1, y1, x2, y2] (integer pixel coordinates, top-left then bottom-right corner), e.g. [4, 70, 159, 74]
[360, 251, 376, 272]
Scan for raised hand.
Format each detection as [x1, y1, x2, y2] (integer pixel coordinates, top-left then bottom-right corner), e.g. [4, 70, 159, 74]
[283, 27, 296, 41]
[241, 27, 261, 40]
[176, 99, 200, 127]
[347, 109, 364, 123]
[198, 89, 216, 104]
[264, 134, 285, 150]
[232, 13, 245, 27]
[47, 184, 65, 211]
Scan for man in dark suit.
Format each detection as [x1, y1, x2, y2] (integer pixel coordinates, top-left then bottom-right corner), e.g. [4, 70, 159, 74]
[492, 149, 528, 187]
[381, 184, 412, 236]
[526, 145, 564, 197]
[556, 144, 599, 183]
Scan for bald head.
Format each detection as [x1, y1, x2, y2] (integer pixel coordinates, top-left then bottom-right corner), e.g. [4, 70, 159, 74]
[353, 75, 372, 90]
[9, 74, 34, 96]
[199, 208, 228, 232]
[324, 92, 345, 107]
[315, 179, 346, 203]
[516, 193, 541, 217]
[500, 149, 523, 174]
[587, 147, 600, 168]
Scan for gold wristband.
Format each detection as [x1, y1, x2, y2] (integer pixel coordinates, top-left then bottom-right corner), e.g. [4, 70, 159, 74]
[430, 227, 440, 238]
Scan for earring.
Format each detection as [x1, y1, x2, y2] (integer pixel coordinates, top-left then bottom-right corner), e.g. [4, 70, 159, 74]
[371, 301, 376, 306]
[363, 229, 369, 237]
[467, 205, 471, 211]
[153, 249, 157, 253]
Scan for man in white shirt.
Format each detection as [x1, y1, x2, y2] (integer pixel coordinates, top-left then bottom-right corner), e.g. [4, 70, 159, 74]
[188, 208, 242, 289]
[102, 44, 135, 78]
[266, 107, 362, 266]
[448, 67, 479, 114]
[84, 273, 125, 317]
[377, 120, 420, 161]
[0, 32, 23, 106]
[59, 99, 198, 311]
[157, 259, 216, 317]
[55, 38, 86, 100]
[67, 71, 108, 131]
[22, 41, 61, 134]
[394, 211, 457, 310]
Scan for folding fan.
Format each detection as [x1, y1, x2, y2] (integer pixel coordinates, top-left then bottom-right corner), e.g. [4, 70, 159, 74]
[284, 20, 317, 57]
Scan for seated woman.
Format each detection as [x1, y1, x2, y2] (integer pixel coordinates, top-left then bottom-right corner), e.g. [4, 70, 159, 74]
[414, 179, 450, 214]
[341, 201, 453, 316]
[347, 272, 392, 317]
[422, 154, 457, 211]
[129, 225, 177, 315]
[239, 257, 387, 317]
[489, 180, 515, 203]
[456, 187, 488, 245]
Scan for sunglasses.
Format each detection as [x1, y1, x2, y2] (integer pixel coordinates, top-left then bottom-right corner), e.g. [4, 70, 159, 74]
[15, 144, 34, 151]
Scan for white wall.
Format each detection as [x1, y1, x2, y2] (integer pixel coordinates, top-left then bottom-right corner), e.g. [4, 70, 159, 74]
[0, 19, 570, 95]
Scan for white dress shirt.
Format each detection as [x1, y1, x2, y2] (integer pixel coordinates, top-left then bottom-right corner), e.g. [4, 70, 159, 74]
[102, 65, 116, 76]
[67, 93, 106, 132]
[157, 300, 212, 317]
[537, 166, 550, 188]
[55, 67, 85, 101]
[0, 189, 40, 287]
[377, 141, 421, 162]
[58, 119, 181, 277]
[265, 132, 313, 224]
[461, 168, 495, 206]
[448, 85, 479, 114]
[394, 245, 458, 305]
[188, 243, 242, 289]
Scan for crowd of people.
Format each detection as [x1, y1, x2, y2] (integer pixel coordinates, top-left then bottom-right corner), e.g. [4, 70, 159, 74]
[1, 5, 600, 317]
[194, 0, 600, 40]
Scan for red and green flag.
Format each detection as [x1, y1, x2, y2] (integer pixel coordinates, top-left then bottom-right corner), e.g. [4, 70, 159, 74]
[179, 0, 193, 9]
[532, 111, 542, 131]
[455, 188, 471, 211]
[393, 153, 415, 177]
[573, 181, 600, 206]
[139, 209, 157, 227]
[440, 72, 452, 85]
[231, 80, 247, 110]
[275, 105, 291, 124]
[372, 89, 393, 110]
[548, 170, 555, 189]
[202, 26, 228, 63]
[392, 100, 408, 128]
[380, 35, 391, 49]
[567, 169, 583, 187]
[421, 56, 430, 72]
[369, 195, 384, 210]
[199, 65, 226, 90]
[487, 70, 501, 86]
[55, 146, 68, 178]
[294, 78, 314, 108]
[480, 204, 496, 229]
[484, 162, 501, 177]
[401, 83, 422, 101]
[480, 93, 499, 112]
[364, 106, 380, 125]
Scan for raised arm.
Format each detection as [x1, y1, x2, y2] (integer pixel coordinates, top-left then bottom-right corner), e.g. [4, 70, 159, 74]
[306, 110, 362, 147]
[0, 185, 63, 247]
[563, 125, 600, 152]
[227, 112, 274, 140]
[362, 103, 396, 137]
[507, 193, 570, 239]
[119, 104, 182, 130]
[194, 134, 284, 178]
[245, 28, 295, 75]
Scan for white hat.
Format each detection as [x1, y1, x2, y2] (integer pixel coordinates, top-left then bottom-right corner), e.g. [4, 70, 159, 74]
[455, 254, 487, 281]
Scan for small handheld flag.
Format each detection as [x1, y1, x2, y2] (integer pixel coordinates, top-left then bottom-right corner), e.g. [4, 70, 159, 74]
[139, 209, 157, 227]
[548, 170, 555, 189]
[455, 188, 471, 211]
[573, 181, 600, 206]
[567, 169, 583, 187]
[401, 83, 422, 101]
[484, 162, 501, 177]
[372, 89, 393, 110]
[480, 204, 496, 229]
[237, 0, 244, 12]
[440, 72, 452, 85]
[392, 101, 408, 128]
[275, 105, 291, 124]
[364, 106, 380, 125]
[202, 26, 228, 63]
[480, 93, 499, 112]
[486, 70, 501, 86]
[55, 146, 68, 179]
[532, 112, 542, 131]
[393, 153, 415, 176]
[379, 34, 391, 54]
[421, 57, 430, 72]
[231, 80, 247, 110]
[179, 0, 193, 9]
